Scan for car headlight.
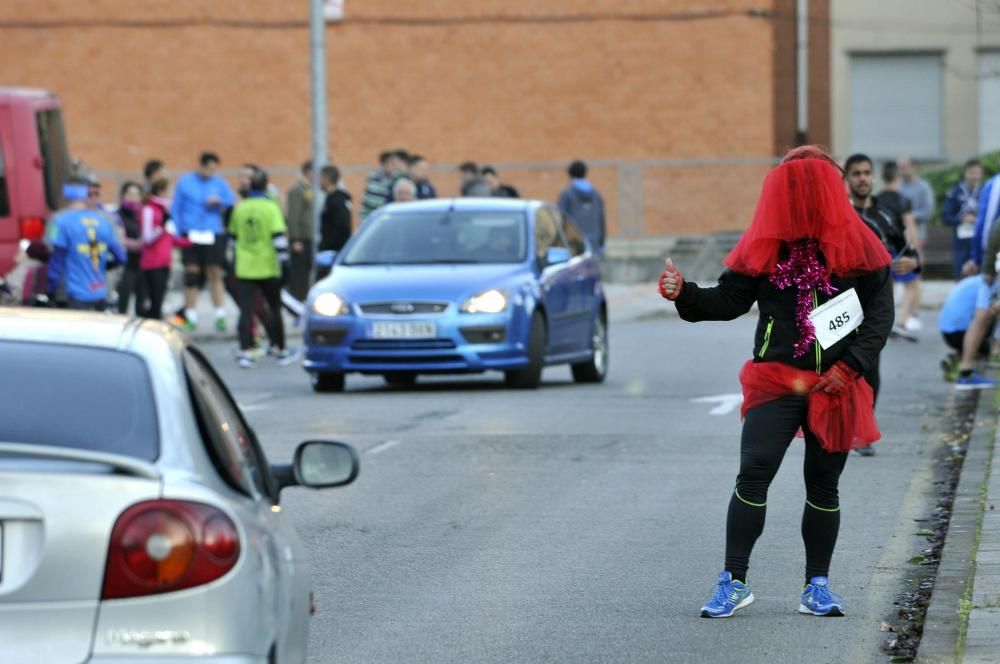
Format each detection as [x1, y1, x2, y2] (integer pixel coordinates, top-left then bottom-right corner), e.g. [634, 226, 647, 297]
[461, 289, 508, 314]
[313, 293, 349, 317]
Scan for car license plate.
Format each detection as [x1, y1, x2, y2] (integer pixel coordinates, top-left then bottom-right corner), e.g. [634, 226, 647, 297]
[371, 322, 436, 339]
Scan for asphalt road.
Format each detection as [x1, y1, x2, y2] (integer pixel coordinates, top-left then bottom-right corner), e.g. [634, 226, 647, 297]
[200, 311, 954, 664]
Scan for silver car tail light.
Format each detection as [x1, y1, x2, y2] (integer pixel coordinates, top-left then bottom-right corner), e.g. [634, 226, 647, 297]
[101, 500, 240, 600]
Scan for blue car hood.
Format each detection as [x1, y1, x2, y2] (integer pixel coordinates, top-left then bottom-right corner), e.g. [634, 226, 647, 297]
[321, 263, 529, 303]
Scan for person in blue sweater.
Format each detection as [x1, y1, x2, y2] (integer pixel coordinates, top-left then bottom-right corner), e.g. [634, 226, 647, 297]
[171, 151, 236, 332]
[941, 159, 983, 278]
[47, 179, 127, 311]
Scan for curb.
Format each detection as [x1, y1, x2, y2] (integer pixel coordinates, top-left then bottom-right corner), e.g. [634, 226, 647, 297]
[917, 392, 997, 663]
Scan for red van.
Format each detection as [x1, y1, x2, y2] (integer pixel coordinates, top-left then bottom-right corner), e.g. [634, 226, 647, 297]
[0, 88, 72, 275]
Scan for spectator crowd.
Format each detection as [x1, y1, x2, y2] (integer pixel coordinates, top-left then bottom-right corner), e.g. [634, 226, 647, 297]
[0, 148, 608, 368]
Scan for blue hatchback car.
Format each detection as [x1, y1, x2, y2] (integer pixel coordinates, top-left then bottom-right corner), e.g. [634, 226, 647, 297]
[303, 198, 608, 392]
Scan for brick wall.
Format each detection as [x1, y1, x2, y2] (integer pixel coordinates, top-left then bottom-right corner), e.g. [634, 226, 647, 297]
[0, 0, 807, 236]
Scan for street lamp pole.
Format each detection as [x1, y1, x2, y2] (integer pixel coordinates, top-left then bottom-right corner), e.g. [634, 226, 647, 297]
[309, 0, 328, 278]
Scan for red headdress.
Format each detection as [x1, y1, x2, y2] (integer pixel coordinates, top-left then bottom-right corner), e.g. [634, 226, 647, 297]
[724, 149, 891, 277]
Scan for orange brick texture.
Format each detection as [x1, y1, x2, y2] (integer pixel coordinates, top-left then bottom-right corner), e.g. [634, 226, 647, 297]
[0, 0, 827, 237]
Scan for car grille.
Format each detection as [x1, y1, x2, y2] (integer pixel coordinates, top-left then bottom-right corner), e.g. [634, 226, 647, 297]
[351, 339, 457, 351]
[359, 302, 449, 315]
[349, 354, 465, 365]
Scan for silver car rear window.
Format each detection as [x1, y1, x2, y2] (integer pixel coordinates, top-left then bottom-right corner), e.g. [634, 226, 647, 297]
[0, 341, 159, 460]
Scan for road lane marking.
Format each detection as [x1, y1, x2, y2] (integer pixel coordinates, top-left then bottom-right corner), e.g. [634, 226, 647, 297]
[367, 440, 401, 455]
[691, 393, 743, 416]
[238, 403, 271, 413]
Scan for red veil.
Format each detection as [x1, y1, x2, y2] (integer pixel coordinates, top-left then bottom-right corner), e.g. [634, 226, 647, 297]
[724, 157, 891, 276]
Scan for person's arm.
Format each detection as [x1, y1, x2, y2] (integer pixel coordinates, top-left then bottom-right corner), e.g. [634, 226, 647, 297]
[141, 205, 163, 245]
[218, 178, 236, 209]
[973, 180, 997, 266]
[912, 181, 935, 225]
[673, 269, 758, 322]
[286, 187, 304, 241]
[331, 196, 353, 250]
[598, 193, 607, 248]
[171, 180, 187, 235]
[983, 219, 1000, 281]
[838, 267, 894, 374]
[104, 224, 127, 265]
[557, 190, 571, 219]
[941, 185, 962, 226]
[902, 211, 920, 250]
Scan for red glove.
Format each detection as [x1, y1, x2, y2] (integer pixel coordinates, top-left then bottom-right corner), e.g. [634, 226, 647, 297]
[658, 258, 684, 301]
[812, 361, 859, 395]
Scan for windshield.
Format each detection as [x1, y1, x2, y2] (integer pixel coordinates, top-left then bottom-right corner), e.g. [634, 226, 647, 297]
[343, 209, 528, 265]
[0, 341, 159, 460]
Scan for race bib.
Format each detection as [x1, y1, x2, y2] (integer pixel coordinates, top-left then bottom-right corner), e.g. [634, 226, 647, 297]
[189, 230, 216, 246]
[957, 224, 976, 240]
[810, 288, 863, 350]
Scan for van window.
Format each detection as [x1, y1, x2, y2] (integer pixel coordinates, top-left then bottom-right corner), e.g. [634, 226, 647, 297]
[36, 110, 70, 211]
[0, 136, 9, 217]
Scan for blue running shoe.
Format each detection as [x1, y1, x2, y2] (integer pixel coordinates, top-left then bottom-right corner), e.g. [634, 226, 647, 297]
[799, 576, 845, 616]
[700, 571, 754, 618]
[955, 372, 997, 390]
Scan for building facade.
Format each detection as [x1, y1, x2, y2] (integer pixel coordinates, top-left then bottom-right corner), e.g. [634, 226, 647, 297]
[831, 0, 1000, 162]
[0, 0, 829, 238]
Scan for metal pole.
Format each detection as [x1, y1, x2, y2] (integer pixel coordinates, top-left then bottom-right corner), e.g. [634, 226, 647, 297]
[796, 0, 809, 145]
[310, 0, 328, 279]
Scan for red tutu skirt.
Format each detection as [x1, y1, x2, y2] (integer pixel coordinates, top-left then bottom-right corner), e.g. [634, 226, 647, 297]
[738, 360, 880, 453]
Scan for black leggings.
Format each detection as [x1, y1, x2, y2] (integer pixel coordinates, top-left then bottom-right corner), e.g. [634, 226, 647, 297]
[725, 396, 849, 583]
[139, 267, 170, 320]
[237, 278, 285, 352]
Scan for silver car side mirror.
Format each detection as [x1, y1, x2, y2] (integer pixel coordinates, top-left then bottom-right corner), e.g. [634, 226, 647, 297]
[274, 441, 359, 492]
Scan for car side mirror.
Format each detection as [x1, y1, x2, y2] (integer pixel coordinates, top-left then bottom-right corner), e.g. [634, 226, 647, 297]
[273, 440, 359, 492]
[545, 247, 571, 266]
[315, 250, 337, 269]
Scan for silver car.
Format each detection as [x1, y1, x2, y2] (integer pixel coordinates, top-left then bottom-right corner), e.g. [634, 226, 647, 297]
[0, 309, 359, 663]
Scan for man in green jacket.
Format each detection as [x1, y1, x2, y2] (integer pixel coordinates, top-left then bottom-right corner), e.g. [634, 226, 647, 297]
[285, 160, 314, 301]
[229, 169, 297, 368]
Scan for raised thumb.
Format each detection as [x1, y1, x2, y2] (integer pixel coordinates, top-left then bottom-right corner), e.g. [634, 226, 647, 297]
[665, 257, 675, 272]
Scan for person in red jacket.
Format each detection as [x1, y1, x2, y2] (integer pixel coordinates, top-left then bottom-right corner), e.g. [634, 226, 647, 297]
[658, 146, 894, 619]
[139, 178, 191, 320]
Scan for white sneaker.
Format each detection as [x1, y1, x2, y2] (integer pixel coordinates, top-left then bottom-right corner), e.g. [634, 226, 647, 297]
[236, 352, 256, 369]
[905, 317, 923, 332]
[891, 324, 918, 341]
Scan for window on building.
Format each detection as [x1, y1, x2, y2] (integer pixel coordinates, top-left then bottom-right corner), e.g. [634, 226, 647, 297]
[849, 53, 943, 159]
[979, 52, 1000, 154]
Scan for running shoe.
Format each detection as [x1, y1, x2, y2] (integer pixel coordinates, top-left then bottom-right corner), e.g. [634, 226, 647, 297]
[181, 320, 196, 333]
[904, 316, 923, 332]
[853, 446, 875, 457]
[274, 348, 301, 366]
[168, 314, 186, 327]
[215, 317, 227, 333]
[799, 576, 845, 616]
[890, 324, 918, 342]
[700, 571, 754, 618]
[955, 372, 998, 390]
[236, 352, 255, 369]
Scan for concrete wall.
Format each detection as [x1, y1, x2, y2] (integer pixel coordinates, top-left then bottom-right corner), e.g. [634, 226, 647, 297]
[831, 0, 1000, 161]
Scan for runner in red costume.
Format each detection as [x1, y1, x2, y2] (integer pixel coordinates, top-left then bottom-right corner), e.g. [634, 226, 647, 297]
[658, 146, 894, 618]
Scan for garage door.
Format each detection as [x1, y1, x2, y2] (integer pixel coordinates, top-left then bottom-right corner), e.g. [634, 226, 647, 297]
[980, 52, 1000, 153]
[850, 53, 942, 159]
